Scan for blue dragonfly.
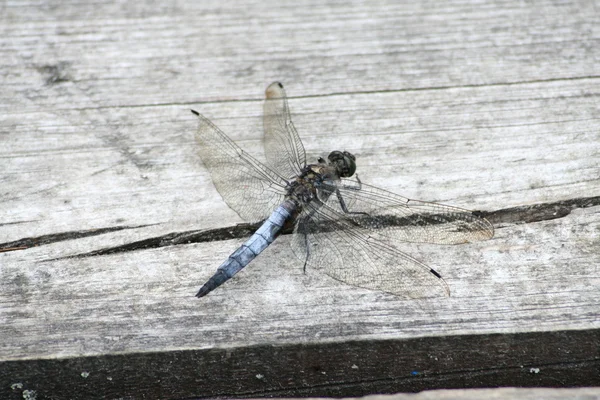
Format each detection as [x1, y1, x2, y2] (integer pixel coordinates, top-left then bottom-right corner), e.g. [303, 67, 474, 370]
[192, 82, 493, 298]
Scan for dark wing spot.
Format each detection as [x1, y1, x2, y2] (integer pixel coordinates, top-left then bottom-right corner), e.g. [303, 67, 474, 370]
[429, 268, 442, 279]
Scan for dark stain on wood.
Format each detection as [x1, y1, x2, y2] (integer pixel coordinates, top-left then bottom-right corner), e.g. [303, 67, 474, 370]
[1, 329, 598, 399]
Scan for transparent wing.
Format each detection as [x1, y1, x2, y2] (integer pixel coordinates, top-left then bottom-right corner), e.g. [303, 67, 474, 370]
[290, 200, 451, 298]
[263, 82, 307, 179]
[289, 180, 493, 298]
[325, 179, 494, 244]
[193, 110, 288, 222]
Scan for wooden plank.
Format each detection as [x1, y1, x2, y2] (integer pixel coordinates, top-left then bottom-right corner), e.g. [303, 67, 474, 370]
[1, 330, 598, 399]
[2, 199, 599, 359]
[2, 0, 597, 106]
[1, 0, 599, 398]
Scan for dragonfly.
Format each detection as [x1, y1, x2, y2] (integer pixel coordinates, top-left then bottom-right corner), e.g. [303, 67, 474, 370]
[191, 82, 494, 298]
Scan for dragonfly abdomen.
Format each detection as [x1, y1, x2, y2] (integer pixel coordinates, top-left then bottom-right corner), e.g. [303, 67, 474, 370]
[196, 200, 296, 297]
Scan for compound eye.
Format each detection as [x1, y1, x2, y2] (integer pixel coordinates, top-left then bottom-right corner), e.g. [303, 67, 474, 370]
[343, 151, 356, 161]
[327, 151, 356, 177]
[341, 154, 356, 177]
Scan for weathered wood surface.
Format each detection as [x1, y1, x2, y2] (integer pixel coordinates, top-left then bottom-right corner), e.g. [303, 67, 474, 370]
[1, 0, 599, 399]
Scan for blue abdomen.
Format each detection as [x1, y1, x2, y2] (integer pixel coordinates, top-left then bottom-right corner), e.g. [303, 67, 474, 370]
[196, 200, 295, 297]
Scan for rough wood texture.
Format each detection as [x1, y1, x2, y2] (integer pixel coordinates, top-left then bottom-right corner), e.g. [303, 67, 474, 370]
[1, 0, 599, 399]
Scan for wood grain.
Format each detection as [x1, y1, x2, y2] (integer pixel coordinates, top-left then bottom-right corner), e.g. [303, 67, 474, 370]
[1, 0, 599, 398]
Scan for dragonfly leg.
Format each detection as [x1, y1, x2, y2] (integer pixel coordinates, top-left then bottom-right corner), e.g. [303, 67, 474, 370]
[295, 215, 312, 274]
[354, 174, 362, 190]
[341, 174, 363, 191]
[302, 230, 309, 274]
[295, 205, 320, 274]
[335, 187, 368, 216]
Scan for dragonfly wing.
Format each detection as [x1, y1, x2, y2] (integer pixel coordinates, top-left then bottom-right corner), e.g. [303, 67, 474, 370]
[290, 200, 450, 298]
[325, 179, 494, 244]
[193, 110, 287, 222]
[263, 82, 307, 179]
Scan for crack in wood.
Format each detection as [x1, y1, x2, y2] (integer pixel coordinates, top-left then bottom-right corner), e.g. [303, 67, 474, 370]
[48, 195, 600, 260]
[54, 222, 263, 259]
[479, 195, 600, 225]
[44, 75, 600, 113]
[0, 219, 41, 227]
[0, 224, 157, 252]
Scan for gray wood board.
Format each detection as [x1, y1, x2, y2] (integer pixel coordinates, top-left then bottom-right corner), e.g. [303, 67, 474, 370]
[1, 0, 599, 398]
[2, 76, 599, 360]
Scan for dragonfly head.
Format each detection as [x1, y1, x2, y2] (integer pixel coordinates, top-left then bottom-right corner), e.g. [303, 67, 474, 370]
[328, 151, 356, 177]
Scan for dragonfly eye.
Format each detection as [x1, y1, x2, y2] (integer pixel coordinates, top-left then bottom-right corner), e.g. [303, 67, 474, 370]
[328, 151, 357, 177]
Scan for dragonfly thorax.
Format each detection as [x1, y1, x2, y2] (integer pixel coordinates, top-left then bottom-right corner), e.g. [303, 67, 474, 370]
[328, 151, 356, 178]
